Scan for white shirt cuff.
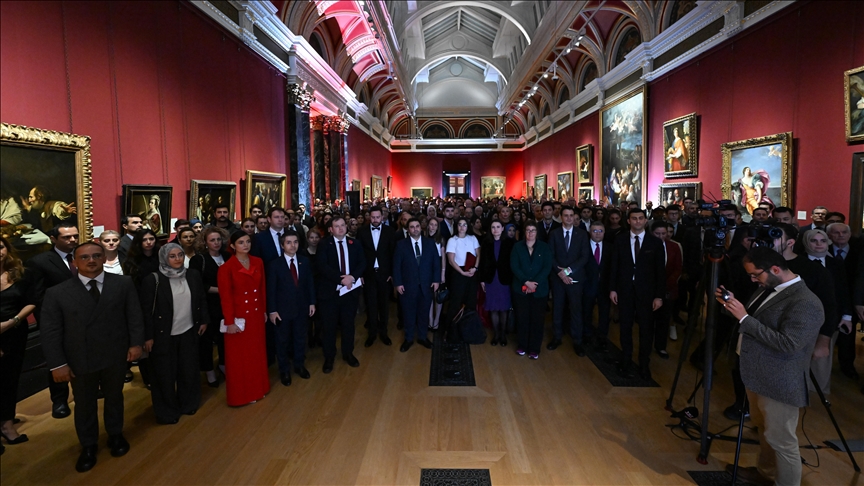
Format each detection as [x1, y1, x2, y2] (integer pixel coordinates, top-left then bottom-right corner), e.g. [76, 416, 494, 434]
[50, 364, 67, 371]
[738, 314, 749, 324]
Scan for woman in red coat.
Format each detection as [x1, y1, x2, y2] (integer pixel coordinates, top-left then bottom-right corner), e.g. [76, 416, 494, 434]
[217, 232, 270, 406]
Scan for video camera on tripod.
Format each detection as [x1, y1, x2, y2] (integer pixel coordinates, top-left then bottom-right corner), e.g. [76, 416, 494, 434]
[744, 223, 783, 248]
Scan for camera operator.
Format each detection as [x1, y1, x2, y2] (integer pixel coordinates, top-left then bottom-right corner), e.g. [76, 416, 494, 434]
[715, 247, 823, 486]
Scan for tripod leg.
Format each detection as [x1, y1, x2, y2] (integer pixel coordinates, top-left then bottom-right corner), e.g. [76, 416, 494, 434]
[808, 370, 861, 472]
[666, 273, 707, 410]
[731, 395, 748, 484]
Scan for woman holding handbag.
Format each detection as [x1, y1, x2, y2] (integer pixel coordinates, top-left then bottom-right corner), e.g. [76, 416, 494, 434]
[510, 221, 552, 359]
[444, 217, 480, 341]
[189, 227, 230, 387]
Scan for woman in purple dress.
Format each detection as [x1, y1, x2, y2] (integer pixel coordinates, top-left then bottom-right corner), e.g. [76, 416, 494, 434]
[478, 221, 514, 346]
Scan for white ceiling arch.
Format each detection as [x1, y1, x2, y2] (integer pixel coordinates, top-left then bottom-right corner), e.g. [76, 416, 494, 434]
[401, 1, 533, 46]
[411, 53, 507, 85]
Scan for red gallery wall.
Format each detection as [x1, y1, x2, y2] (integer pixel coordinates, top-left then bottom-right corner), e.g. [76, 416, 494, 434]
[390, 151, 523, 198]
[346, 126, 391, 195]
[526, 1, 864, 223]
[0, 1, 287, 230]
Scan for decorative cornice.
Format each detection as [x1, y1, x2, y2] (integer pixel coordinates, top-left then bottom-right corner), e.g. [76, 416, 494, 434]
[287, 84, 315, 112]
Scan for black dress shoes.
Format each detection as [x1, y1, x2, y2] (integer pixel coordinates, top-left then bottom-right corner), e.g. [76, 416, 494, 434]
[546, 339, 562, 351]
[322, 358, 334, 374]
[156, 417, 179, 425]
[0, 432, 28, 444]
[52, 402, 71, 419]
[343, 354, 360, 367]
[280, 372, 292, 386]
[124, 370, 134, 383]
[499, 337, 507, 347]
[107, 434, 130, 457]
[617, 362, 636, 378]
[184, 409, 197, 416]
[417, 339, 433, 349]
[656, 349, 670, 359]
[294, 367, 310, 379]
[639, 367, 653, 382]
[400, 340, 414, 352]
[379, 334, 392, 346]
[76, 445, 98, 472]
[364, 335, 376, 347]
[573, 343, 586, 357]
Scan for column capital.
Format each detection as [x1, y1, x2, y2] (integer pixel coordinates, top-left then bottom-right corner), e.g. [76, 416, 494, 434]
[287, 83, 315, 113]
[324, 114, 350, 134]
[310, 115, 327, 131]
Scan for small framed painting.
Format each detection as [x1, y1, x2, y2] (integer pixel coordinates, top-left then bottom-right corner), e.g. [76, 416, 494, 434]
[663, 112, 698, 178]
[657, 182, 702, 208]
[557, 171, 574, 200]
[576, 144, 593, 184]
[122, 185, 173, 237]
[577, 187, 594, 202]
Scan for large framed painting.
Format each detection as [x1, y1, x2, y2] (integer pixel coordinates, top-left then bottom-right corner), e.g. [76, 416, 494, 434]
[480, 176, 505, 199]
[190, 180, 236, 225]
[576, 144, 593, 184]
[851, 152, 864, 235]
[663, 112, 698, 178]
[845, 65, 864, 143]
[534, 174, 547, 198]
[600, 86, 646, 206]
[522, 180, 528, 198]
[1, 123, 93, 262]
[411, 187, 433, 199]
[557, 171, 574, 200]
[658, 182, 702, 207]
[122, 185, 172, 237]
[245, 170, 286, 217]
[721, 132, 793, 222]
[577, 187, 594, 202]
[371, 175, 383, 199]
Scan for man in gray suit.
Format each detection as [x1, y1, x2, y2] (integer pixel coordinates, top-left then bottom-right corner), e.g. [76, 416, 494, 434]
[40, 241, 145, 472]
[715, 247, 823, 486]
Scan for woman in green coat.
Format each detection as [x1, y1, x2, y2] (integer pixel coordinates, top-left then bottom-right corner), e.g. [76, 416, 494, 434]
[510, 221, 553, 359]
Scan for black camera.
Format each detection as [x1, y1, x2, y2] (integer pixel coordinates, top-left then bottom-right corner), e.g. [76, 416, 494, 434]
[745, 223, 783, 248]
[694, 200, 734, 249]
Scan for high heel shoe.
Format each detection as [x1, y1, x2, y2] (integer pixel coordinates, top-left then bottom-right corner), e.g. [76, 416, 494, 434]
[0, 431, 29, 444]
[490, 338, 498, 346]
[499, 337, 508, 347]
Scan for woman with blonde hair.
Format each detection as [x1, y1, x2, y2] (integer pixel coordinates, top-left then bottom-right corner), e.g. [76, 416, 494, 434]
[190, 227, 231, 387]
[99, 230, 124, 274]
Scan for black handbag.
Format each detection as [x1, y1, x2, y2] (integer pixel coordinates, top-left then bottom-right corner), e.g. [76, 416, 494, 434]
[451, 305, 486, 345]
[435, 282, 450, 304]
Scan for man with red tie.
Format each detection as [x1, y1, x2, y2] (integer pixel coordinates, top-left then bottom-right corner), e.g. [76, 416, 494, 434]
[650, 221, 682, 359]
[582, 221, 613, 351]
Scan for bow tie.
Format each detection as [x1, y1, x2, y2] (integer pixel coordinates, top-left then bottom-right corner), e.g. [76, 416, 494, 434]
[372, 226, 380, 230]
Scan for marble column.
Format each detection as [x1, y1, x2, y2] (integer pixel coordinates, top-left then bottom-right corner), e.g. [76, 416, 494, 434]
[286, 84, 314, 209]
[326, 115, 350, 201]
[311, 115, 328, 202]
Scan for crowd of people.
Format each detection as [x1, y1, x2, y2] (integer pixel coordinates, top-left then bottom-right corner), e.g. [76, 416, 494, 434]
[1, 194, 862, 483]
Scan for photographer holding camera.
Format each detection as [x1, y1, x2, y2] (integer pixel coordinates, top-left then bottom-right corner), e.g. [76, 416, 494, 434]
[715, 247, 823, 486]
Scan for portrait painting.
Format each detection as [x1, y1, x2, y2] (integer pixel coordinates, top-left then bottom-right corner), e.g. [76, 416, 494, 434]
[578, 187, 594, 202]
[386, 175, 393, 195]
[364, 185, 371, 201]
[480, 176, 505, 199]
[122, 185, 172, 237]
[657, 182, 701, 208]
[245, 170, 286, 218]
[600, 86, 646, 206]
[845, 65, 864, 143]
[371, 175, 383, 199]
[547, 187, 555, 200]
[1, 123, 93, 262]
[557, 171, 574, 200]
[411, 187, 433, 199]
[190, 180, 236, 225]
[721, 132, 793, 223]
[663, 112, 698, 178]
[534, 174, 547, 198]
[576, 144, 593, 184]
[351, 179, 361, 191]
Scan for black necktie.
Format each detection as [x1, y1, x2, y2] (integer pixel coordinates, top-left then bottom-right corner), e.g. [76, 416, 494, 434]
[836, 249, 845, 260]
[746, 287, 775, 315]
[88, 279, 100, 303]
[415, 241, 421, 265]
[66, 254, 76, 275]
[633, 235, 640, 259]
[276, 232, 282, 256]
[564, 230, 570, 251]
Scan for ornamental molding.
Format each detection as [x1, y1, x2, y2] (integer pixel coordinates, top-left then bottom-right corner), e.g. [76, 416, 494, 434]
[287, 84, 315, 112]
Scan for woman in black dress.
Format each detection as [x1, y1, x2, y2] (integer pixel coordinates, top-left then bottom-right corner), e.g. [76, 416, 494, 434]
[122, 229, 161, 288]
[189, 227, 230, 387]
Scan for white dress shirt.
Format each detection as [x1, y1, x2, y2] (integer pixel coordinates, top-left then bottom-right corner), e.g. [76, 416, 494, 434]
[284, 253, 300, 279]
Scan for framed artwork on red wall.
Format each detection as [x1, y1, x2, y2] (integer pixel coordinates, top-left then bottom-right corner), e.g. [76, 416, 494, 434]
[122, 185, 172, 238]
[190, 180, 236, 224]
[578, 187, 594, 202]
[657, 182, 701, 207]
[534, 174, 547, 198]
[576, 144, 593, 184]
[721, 132, 793, 223]
[662, 112, 698, 178]
[845, 65, 864, 143]
[600, 86, 646, 207]
[245, 170, 286, 218]
[371, 175, 383, 199]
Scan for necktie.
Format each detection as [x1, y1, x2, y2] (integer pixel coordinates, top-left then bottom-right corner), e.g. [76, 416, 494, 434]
[290, 258, 298, 285]
[565, 230, 570, 251]
[837, 249, 844, 260]
[66, 254, 76, 275]
[276, 231, 283, 256]
[818, 257, 825, 267]
[633, 235, 640, 260]
[415, 241, 421, 265]
[594, 243, 601, 264]
[338, 239, 346, 275]
[746, 287, 775, 315]
[88, 280, 100, 303]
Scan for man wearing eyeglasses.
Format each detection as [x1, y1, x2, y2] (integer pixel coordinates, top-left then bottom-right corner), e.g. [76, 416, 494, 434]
[582, 221, 613, 351]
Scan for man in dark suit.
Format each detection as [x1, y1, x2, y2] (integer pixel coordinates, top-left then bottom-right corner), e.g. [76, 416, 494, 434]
[440, 204, 456, 241]
[40, 241, 144, 472]
[548, 206, 592, 355]
[251, 207, 288, 266]
[609, 208, 666, 380]
[798, 206, 828, 233]
[393, 218, 441, 351]
[316, 215, 366, 373]
[358, 206, 395, 347]
[716, 248, 823, 486]
[267, 231, 315, 386]
[577, 205, 594, 233]
[117, 214, 143, 264]
[393, 210, 412, 241]
[827, 222, 863, 379]
[536, 201, 561, 243]
[650, 221, 682, 359]
[284, 208, 307, 250]
[582, 221, 613, 351]
[26, 221, 80, 419]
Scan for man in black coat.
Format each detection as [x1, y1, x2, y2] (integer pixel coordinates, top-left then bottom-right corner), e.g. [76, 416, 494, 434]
[827, 222, 863, 379]
[357, 206, 396, 347]
[582, 221, 614, 350]
[267, 231, 315, 386]
[316, 215, 366, 373]
[536, 201, 561, 243]
[548, 206, 592, 355]
[40, 242, 144, 472]
[26, 221, 80, 419]
[392, 218, 441, 351]
[609, 209, 666, 380]
[117, 214, 143, 263]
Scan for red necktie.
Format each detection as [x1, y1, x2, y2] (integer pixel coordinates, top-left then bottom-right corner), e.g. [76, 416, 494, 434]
[290, 258, 298, 285]
[594, 243, 601, 264]
[66, 254, 77, 275]
[338, 239, 346, 275]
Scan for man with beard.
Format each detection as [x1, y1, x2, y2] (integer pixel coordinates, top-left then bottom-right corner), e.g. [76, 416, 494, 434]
[210, 203, 239, 235]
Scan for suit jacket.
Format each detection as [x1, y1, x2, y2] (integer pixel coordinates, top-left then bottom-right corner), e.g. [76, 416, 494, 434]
[829, 239, 864, 315]
[669, 222, 686, 244]
[663, 240, 683, 300]
[440, 219, 456, 241]
[738, 280, 824, 407]
[585, 240, 613, 297]
[251, 229, 283, 268]
[189, 252, 232, 323]
[357, 224, 396, 278]
[536, 220, 561, 243]
[478, 236, 514, 285]
[139, 270, 209, 354]
[40, 273, 145, 374]
[316, 235, 366, 301]
[548, 226, 591, 285]
[284, 223, 306, 250]
[118, 235, 133, 263]
[609, 231, 666, 301]
[392, 236, 441, 298]
[26, 248, 75, 320]
[266, 254, 316, 320]
[509, 240, 553, 298]
[786, 255, 837, 336]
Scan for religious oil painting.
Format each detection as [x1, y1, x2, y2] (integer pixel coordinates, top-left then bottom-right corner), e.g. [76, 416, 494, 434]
[245, 170, 286, 217]
[657, 182, 701, 208]
[577, 187, 594, 202]
[190, 180, 236, 225]
[845, 65, 864, 143]
[663, 113, 698, 178]
[534, 174, 547, 199]
[721, 132, 793, 223]
[557, 171, 574, 200]
[122, 185, 172, 237]
[600, 86, 646, 207]
[480, 176, 505, 200]
[371, 175, 383, 199]
[576, 144, 593, 184]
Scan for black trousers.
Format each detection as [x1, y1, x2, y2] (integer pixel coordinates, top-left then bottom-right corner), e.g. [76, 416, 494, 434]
[48, 373, 70, 405]
[582, 290, 611, 340]
[198, 321, 224, 372]
[320, 293, 360, 360]
[617, 284, 654, 368]
[149, 327, 200, 422]
[70, 361, 126, 447]
[443, 273, 477, 340]
[652, 297, 673, 352]
[274, 315, 307, 372]
[513, 291, 545, 354]
[551, 279, 585, 343]
[364, 269, 392, 338]
[0, 323, 28, 421]
[400, 283, 432, 342]
[836, 317, 858, 371]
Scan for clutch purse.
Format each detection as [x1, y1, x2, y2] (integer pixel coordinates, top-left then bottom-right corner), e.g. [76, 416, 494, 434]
[435, 283, 450, 304]
[219, 317, 246, 333]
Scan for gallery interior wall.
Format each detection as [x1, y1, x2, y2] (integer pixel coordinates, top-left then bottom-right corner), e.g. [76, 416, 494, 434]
[526, 1, 864, 222]
[389, 151, 523, 198]
[0, 0, 287, 229]
[346, 125, 391, 196]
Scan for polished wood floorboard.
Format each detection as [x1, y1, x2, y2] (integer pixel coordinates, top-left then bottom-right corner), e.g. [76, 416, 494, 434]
[2, 311, 862, 485]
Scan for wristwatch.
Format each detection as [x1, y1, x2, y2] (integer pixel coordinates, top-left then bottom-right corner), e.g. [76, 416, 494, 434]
[11, 315, 21, 325]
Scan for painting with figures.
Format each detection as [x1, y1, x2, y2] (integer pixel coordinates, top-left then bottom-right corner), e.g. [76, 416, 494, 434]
[600, 87, 645, 206]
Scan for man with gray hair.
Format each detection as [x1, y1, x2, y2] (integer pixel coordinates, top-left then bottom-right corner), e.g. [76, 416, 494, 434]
[827, 222, 863, 380]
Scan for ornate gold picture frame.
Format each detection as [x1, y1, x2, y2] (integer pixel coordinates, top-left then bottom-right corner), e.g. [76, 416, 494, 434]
[245, 170, 286, 216]
[844, 65, 864, 143]
[721, 132, 793, 222]
[534, 174, 547, 198]
[190, 180, 237, 224]
[557, 171, 574, 200]
[662, 112, 698, 178]
[371, 175, 383, 199]
[1, 123, 93, 260]
[600, 86, 646, 206]
[410, 187, 433, 199]
[576, 144, 593, 184]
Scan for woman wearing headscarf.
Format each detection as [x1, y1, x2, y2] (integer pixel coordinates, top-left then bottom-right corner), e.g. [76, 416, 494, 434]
[139, 243, 209, 424]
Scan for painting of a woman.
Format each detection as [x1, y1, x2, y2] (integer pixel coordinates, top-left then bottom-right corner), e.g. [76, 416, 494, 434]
[737, 166, 773, 215]
[146, 194, 163, 235]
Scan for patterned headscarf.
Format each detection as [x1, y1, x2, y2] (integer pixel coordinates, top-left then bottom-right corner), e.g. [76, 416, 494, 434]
[158, 243, 187, 279]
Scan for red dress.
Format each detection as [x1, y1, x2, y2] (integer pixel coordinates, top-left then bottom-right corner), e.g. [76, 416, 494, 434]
[217, 256, 271, 406]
